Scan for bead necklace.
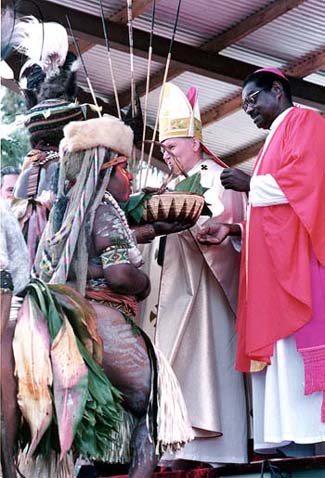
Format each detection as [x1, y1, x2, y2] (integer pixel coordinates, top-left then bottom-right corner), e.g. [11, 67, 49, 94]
[103, 191, 143, 267]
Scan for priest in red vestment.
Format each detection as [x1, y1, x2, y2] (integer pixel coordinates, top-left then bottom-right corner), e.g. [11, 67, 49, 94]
[197, 68, 325, 454]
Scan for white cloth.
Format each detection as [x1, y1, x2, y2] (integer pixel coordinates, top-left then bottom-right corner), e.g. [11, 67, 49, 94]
[0, 197, 30, 294]
[250, 174, 288, 207]
[168, 159, 225, 217]
[252, 337, 325, 452]
[155, 159, 248, 464]
[248, 107, 294, 208]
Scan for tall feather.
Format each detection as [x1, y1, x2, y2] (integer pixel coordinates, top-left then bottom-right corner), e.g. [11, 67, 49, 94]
[13, 16, 69, 80]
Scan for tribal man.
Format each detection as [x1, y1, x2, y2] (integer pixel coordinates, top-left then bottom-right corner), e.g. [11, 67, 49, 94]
[13, 115, 193, 478]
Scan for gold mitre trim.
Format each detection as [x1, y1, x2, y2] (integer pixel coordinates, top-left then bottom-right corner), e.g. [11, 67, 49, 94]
[159, 83, 202, 142]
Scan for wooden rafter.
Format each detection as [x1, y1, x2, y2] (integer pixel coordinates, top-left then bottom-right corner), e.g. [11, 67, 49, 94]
[285, 47, 325, 78]
[201, 0, 304, 52]
[70, 2, 156, 61]
[115, 0, 304, 108]
[14, 0, 325, 111]
[201, 94, 242, 127]
[221, 139, 265, 166]
[110, 0, 157, 23]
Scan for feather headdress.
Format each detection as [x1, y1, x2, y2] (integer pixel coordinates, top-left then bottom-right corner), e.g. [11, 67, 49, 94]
[14, 16, 69, 82]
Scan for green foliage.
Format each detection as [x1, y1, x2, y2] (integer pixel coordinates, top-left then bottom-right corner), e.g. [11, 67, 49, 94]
[174, 171, 208, 195]
[1, 86, 30, 168]
[1, 85, 26, 123]
[121, 190, 153, 224]
[175, 172, 212, 217]
[22, 279, 123, 460]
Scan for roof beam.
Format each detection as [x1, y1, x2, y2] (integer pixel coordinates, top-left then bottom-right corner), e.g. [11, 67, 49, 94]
[14, 0, 325, 111]
[201, 93, 242, 126]
[221, 139, 265, 166]
[116, 0, 304, 108]
[110, 0, 157, 23]
[71, 2, 157, 63]
[285, 47, 325, 78]
[200, 0, 304, 52]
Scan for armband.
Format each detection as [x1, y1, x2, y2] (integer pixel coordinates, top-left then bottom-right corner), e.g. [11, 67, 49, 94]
[100, 245, 130, 269]
[0, 269, 14, 292]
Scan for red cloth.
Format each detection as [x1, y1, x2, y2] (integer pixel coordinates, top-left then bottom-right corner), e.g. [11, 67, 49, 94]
[236, 107, 325, 372]
[85, 287, 138, 317]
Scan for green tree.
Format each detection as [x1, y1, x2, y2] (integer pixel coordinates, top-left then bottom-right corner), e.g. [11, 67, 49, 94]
[1, 86, 30, 168]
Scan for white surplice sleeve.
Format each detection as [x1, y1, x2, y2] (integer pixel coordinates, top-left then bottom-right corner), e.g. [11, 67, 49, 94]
[250, 174, 288, 207]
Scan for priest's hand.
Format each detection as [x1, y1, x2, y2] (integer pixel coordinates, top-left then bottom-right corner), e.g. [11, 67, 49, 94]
[220, 168, 251, 191]
[197, 219, 241, 245]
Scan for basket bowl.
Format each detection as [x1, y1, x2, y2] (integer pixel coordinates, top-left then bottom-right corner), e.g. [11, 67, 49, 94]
[141, 192, 205, 225]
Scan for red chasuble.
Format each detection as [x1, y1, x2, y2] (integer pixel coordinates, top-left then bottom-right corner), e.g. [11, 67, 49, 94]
[236, 107, 325, 373]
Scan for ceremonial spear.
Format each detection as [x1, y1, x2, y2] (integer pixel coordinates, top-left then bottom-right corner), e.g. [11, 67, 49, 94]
[138, 0, 156, 191]
[126, 0, 141, 191]
[143, 0, 182, 188]
[98, 0, 121, 119]
[66, 14, 102, 117]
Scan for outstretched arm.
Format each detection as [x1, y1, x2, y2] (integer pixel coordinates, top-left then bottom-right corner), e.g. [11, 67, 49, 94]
[197, 218, 241, 245]
[134, 221, 193, 243]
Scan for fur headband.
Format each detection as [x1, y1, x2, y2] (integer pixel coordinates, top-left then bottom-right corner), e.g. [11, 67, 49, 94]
[61, 115, 133, 158]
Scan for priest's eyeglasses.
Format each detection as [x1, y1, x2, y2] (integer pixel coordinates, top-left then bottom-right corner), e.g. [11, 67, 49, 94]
[242, 89, 266, 112]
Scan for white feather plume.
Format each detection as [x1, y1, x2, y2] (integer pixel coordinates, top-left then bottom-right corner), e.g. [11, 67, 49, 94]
[13, 16, 69, 79]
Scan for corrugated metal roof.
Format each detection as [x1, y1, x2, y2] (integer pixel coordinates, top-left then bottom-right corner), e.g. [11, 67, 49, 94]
[304, 71, 325, 87]
[78, 45, 163, 99]
[222, 0, 325, 77]
[134, 0, 271, 46]
[203, 110, 268, 158]
[13, 0, 325, 167]
[46, 0, 125, 17]
[237, 157, 256, 174]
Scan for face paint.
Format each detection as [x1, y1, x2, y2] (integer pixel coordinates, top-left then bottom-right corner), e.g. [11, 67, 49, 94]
[107, 161, 133, 202]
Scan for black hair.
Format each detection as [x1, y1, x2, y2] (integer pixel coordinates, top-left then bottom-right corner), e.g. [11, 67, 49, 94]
[23, 52, 78, 110]
[0, 166, 21, 186]
[243, 71, 293, 103]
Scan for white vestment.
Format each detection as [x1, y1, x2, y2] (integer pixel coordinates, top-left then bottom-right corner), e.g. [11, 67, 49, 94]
[141, 159, 248, 464]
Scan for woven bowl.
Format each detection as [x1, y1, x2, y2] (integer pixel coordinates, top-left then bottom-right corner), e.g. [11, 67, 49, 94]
[141, 192, 205, 225]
